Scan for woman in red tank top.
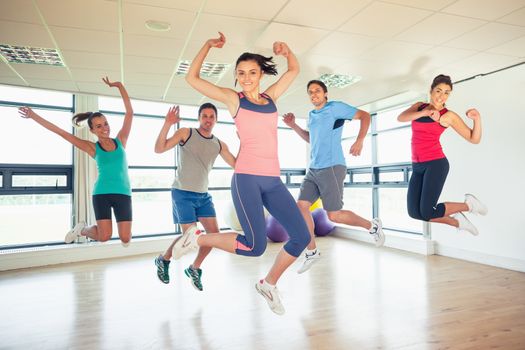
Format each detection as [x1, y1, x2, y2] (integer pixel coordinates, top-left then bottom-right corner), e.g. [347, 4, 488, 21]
[398, 75, 487, 235]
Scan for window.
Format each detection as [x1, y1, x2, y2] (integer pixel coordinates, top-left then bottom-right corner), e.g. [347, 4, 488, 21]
[0, 194, 72, 247]
[0, 85, 72, 107]
[0, 85, 74, 248]
[0, 106, 73, 165]
[376, 128, 412, 164]
[379, 188, 421, 233]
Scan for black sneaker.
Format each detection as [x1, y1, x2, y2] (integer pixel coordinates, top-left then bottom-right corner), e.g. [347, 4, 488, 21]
[155, 255, 170, 284]
[184, 265, 203, 291]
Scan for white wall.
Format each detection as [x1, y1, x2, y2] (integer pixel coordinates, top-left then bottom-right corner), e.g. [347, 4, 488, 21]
[431, 64, 525, 272]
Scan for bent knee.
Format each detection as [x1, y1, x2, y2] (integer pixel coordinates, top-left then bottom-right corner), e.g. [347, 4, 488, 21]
[297, 200, 312, 211]
[120, 237, 131, 244]
[327, 211, 340, 222]
[250, 245, 267, 257]
[419, 208, 437, 222]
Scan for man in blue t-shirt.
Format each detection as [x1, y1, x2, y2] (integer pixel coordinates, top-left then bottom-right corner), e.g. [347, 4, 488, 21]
[283, 80, 385, 274]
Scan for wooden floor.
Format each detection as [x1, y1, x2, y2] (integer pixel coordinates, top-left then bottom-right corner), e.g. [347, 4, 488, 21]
[1, 237, 524, 350]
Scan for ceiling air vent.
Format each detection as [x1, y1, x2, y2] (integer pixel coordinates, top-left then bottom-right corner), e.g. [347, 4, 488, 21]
[319, 73, 361, 88]
[175, 60, 230, 78]
[0, 44, 64, 66]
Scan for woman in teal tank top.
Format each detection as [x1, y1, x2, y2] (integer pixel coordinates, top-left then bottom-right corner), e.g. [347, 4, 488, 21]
[18, 77, 134, 246]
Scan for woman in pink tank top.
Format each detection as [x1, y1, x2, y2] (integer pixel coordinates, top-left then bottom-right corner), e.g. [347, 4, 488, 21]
[398, 74, 487, 235]
[172, 32, 311, 315]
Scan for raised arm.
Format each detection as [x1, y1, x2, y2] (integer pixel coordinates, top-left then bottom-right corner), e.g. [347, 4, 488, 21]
[103, 77, 134, 147]
[219, 140, 236, 168]
[445, 109, 482, 144]
[185, 32, 238, 115]
[18, 107, 96, 157]
[282, 112, 309, 142]
[263, 42, 300, 102]
[154, 106, 190, 153]
[349, 109, 371, 156]
[398, 102, 440, 122]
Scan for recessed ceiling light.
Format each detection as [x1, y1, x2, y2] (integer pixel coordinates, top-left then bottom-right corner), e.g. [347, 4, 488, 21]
[319, 73, 361, 88]
[175, 60, 231, 78]
[0, 44, 65, 66]
[145, 20, 171, 32]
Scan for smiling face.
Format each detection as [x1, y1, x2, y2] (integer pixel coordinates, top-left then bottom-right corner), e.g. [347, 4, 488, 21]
[89, 115, 110, 139]
[235, 60, 263, 93]
[430, 83, 452, 108]
[198, 108, 217, 133]
[307, 83, 328, 109]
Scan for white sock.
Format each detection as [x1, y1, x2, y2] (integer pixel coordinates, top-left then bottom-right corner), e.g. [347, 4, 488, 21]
[305, 248, 318, 256]
[262, 279, 275, 288]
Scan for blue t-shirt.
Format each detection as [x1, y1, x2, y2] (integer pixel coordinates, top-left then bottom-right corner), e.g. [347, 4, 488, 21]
[308, 101, 357, 169]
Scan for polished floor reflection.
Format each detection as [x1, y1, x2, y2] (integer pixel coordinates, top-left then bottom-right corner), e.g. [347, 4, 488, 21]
[1, 237, 524, 350]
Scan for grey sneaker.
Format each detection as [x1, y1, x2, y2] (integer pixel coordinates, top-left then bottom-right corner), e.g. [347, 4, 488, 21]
[297, 249, 321, 274]
[255, 279, 285, 315]
[184, 265, 203, 291]
[369, 218, 385, 247]
[155, 255, 170, 284]
[454, 212, 479, 236]
[65, 222, 85, 244]
[465, 194, 488, 216]
[172, 225, 201, 260]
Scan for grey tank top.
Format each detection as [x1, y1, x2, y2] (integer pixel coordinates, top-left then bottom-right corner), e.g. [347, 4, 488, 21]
[172, 128, 221, 193]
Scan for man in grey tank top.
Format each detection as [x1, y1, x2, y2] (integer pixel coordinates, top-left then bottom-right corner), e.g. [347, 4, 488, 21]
[153, 103, 236, 290]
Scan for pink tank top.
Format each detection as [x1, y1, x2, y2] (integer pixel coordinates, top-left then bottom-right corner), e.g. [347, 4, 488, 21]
[234, 92, 280, 176]
[411, 103, 448, 162]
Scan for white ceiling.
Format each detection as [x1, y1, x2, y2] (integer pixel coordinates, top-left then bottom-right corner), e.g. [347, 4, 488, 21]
[0, 0, 524, 117]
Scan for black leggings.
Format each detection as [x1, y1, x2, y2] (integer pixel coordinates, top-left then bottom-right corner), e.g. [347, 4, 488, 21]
[407, 158, 449, 221]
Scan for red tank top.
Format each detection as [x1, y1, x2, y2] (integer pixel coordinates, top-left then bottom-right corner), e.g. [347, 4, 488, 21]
[411, 103, 448, 163]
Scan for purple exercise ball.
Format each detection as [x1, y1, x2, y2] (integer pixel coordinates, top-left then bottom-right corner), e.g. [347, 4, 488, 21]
[312, 208, 335, 236]
[266, 215, 289, 242]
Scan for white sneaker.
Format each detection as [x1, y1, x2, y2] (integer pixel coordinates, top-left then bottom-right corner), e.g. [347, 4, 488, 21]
[65, 222, 85, 243]
[369, 218, 385, 247]
[297, 249, 321, 274]
[454, 212, 479, 236]
[172, 225, 201, 260]
[465, 194, 488, 216]
[255, 279, 285, 315]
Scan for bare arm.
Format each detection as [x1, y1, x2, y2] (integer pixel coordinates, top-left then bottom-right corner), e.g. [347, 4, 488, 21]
[282, 112, 309, 142]
[103, 77, 134, 147]
[349, 109, 371, 156]
[398, 102, 440, 122]
[445, 109, 482, 144]
[154, 106, 191, 153]
[263, 42, 300, 102]
[185, 32, 238, 116]
[219, 140, 236, 168]
[18, 107, 96, 157]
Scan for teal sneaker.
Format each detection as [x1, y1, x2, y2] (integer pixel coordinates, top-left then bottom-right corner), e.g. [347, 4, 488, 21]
[184, 265, 203, 291]
[155, 255, 170, 284]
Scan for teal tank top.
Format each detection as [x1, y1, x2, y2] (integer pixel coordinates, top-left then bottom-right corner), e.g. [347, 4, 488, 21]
[92, 138, 132, 196]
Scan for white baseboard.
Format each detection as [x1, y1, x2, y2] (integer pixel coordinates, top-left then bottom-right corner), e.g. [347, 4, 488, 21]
[332, 226, 435, 255]
[434, 244, 525, 273]
[3, 233, 523, 273]
[0, 237, 175, 271]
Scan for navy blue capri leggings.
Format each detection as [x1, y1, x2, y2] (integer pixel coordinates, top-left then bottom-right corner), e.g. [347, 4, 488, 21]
[231, 173, 310, 257]
[407, 157, 449, 221]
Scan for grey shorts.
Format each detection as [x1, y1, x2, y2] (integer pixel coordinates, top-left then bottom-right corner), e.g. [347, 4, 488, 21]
[298, 165, 347, 211]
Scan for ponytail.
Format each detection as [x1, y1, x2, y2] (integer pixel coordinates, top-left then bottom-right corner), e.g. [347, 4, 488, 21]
[72, 111, 103, 128]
